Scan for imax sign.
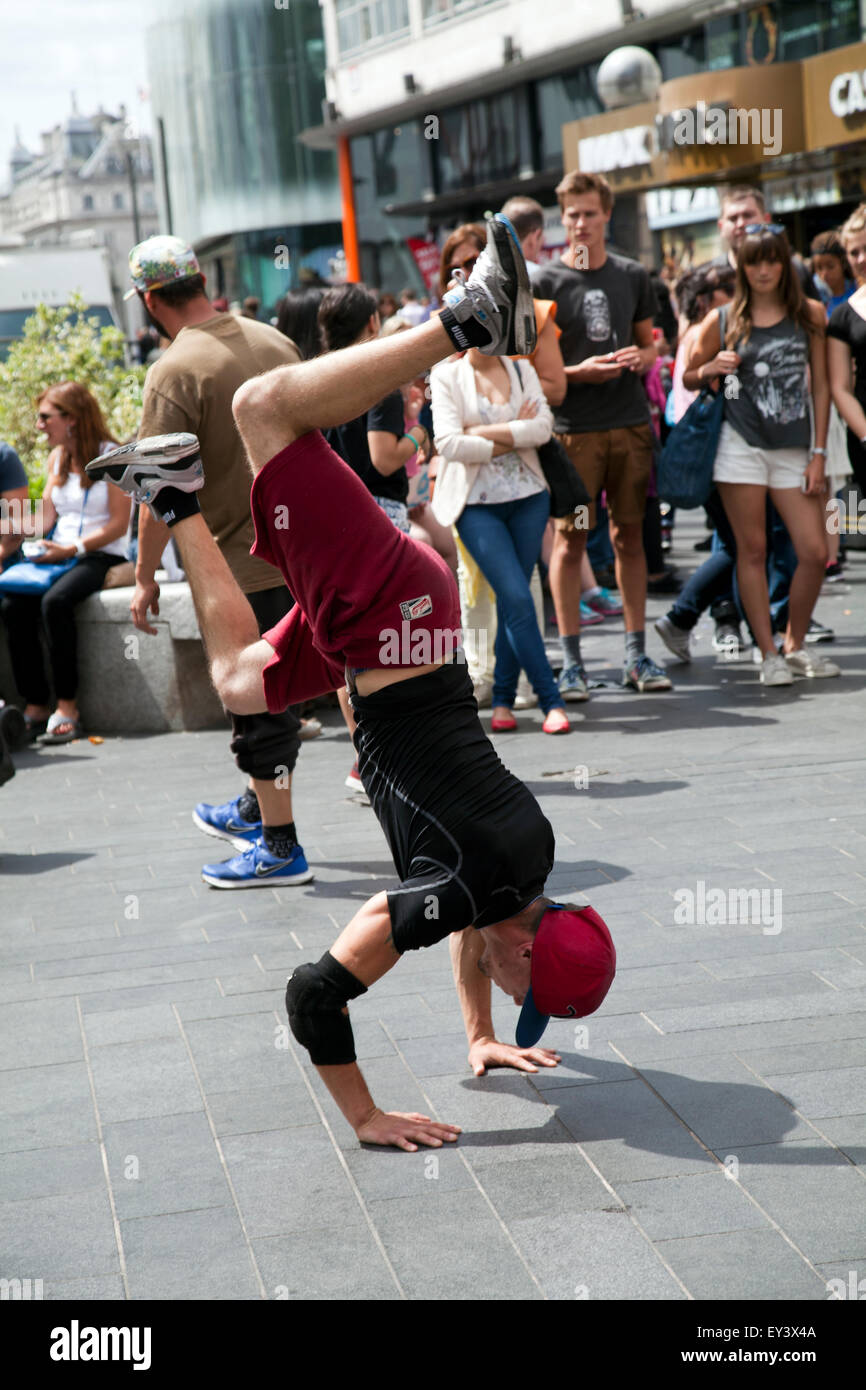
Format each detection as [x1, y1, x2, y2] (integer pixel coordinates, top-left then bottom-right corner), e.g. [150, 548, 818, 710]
[578, 124, 654, 172]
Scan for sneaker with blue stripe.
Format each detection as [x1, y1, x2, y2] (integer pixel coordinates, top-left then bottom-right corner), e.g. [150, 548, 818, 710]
[192, 794, 262, 851]
[201, 838, 314, 890]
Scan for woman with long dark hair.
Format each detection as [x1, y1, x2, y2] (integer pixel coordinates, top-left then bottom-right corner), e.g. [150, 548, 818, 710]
[276, 287, 325, 361]
[684, 225, 834, 685]
[0, 382, 130, 741]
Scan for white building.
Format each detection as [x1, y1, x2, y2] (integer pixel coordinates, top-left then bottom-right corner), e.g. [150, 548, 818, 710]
[305, 0, 865, 291]
[0, 104, 159, 341]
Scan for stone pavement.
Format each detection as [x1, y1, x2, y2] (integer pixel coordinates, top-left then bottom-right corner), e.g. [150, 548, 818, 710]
[2, 521, 866, 1302]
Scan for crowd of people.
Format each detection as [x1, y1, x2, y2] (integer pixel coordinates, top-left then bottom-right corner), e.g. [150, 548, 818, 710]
[1, 179, 865, 848]
[2, 185, 864, 1148]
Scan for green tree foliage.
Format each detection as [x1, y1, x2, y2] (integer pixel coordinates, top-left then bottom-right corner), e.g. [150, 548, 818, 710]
[0, 295, 146, 498]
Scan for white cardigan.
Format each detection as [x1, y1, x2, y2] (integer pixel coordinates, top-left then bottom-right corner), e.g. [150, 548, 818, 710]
[430, 355, 553, 527]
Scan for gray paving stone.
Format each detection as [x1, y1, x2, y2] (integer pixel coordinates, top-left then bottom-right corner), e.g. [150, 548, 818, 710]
[206, 1081, 320, 1136]
[615, 1171, 770, 1240]
[762, 1066, 866, 1119]
[120, 1206, 261, 1300]
[182, 1012, 292, 1094]
[43, 1276, 126, 1300]
[366, 1187, 543, 1300]
[1, 1062, 97, 1153]
[0, 1142, 105, 1203]
[735, 1038, 866, 1078]
[552, 1079, 717, 1183]
[0, 1189, 119, 1281]
[656, 1228, 826, 1300]
[812, 1114, 866, 1164]
[630, 1054, 814, 1148]
[83, 1002, 181, 1047]
[713, 1140, 866, 1263]
[252, 1227, 401, 1300]
[220, 1127, 366, 1238]
[0, 998, 83, 1071]
[102, 1112, 231, 1219]
[511, 1210, 687, 1300]
[88, 1037, 203, 1123]
[470, 1151, 614, 1221]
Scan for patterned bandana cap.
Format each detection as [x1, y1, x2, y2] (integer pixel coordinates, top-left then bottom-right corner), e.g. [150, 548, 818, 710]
[124, 235, 201, 299]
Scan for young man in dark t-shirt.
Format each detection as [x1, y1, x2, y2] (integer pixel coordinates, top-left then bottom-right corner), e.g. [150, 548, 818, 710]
[88, 217, 617, 1152]
[533, 171, 672, 696]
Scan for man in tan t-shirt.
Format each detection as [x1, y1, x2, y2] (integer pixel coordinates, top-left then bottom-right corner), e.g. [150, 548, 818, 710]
[127, 234, 312, 889]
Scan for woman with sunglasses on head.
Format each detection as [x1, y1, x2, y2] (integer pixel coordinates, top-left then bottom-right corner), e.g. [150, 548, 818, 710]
[684, 223, 836, 686]
[0, 382, 131, 742]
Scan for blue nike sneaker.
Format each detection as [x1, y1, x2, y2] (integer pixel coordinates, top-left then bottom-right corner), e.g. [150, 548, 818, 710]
[192, 794, 262, 851]
[201, 838, 315, 890]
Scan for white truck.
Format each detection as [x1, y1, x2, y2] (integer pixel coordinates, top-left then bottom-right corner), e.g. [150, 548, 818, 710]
[0, 245, 117, 357]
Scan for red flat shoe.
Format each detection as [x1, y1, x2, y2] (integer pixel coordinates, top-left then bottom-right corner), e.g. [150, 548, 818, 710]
[490, 714, 518, 732]
[542, 709, 570, 734]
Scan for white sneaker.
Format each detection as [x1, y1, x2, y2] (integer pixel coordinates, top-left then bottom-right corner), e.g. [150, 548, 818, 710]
[653, 615, 691, 664]
[760, 653, 794, 686]
[784, 648, 840, 679]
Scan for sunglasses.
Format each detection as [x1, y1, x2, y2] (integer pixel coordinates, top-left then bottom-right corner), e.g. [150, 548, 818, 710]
[36, 411, 67, 422]
[449, 255, 478, 275]
[745, 223, 786, 236]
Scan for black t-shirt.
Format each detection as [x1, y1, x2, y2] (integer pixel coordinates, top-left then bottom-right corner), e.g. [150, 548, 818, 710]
[827, 300, 866, 411]
[324, 389, 409, 503]
[532, 252, 655, 433]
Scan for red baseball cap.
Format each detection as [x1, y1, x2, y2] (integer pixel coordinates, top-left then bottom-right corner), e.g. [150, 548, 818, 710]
[516, 904, 616, 1048]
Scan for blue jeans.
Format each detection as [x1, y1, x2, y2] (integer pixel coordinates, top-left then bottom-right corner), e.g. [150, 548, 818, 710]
[456, 490, 561, 713]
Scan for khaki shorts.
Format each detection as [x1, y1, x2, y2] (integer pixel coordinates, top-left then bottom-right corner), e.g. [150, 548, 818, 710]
[555, 424, 653, 531]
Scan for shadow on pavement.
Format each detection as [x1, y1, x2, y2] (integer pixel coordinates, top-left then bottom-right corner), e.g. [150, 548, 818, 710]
[455, 1055, 865, 1166]
[0, 851, 96, 873]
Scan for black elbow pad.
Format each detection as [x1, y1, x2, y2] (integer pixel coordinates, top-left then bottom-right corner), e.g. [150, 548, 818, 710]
[285, 951, 367, 1066]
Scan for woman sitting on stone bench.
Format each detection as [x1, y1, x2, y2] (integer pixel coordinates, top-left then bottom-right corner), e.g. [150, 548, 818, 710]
[0, 382, 131, 744]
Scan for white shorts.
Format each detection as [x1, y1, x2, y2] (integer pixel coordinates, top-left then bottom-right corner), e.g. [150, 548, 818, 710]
[713, 422, 808, 489]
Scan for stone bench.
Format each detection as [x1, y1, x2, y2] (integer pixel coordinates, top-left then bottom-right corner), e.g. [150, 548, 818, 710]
[0, 578, 226, 733]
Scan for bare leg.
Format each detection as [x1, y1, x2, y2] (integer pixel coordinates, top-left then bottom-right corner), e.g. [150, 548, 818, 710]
[717, 483, 774, 656]
[548, 527, 585, 637]
[169, 513, 272, 714]
[253, 776, 294, 826]
[233, 319, 452, 473]
[769, 486, 828, 651]
[610, 520, 647, 634]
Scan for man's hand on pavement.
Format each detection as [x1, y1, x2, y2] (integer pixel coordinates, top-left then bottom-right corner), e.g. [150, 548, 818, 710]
[130, 578, 161, 636]
[468, 1036, 561, 1076]
[355, 1108, 462, 1152]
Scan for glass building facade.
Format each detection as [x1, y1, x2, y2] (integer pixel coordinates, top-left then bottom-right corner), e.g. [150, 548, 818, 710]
[146, 0, 341, 310]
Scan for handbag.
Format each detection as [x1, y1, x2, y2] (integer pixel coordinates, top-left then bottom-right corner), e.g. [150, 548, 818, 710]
[0, 483, 88, 595]
[657, 305, 728, 510]
[513, 362, 591, 518]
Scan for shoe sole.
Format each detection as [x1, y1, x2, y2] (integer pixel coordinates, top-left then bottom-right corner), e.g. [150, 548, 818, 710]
[560, 688, 590, 703]
[201, 867, 316, 889]
[191, 808, 260, 853]
[489, 215, 536, 355]
[625, 673, 673, 691]
[653, 620, 691, 663]
[86, 435, 203, 500]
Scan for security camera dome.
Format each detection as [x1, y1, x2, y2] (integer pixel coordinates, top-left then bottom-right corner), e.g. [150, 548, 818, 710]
[596, 46, 663, 110]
